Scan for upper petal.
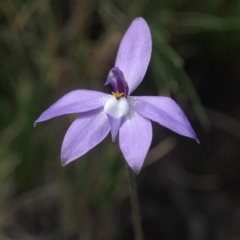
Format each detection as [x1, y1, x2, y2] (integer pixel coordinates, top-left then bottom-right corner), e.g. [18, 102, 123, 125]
[61, 109, 110, 166]
[119, 111, 152, 174]
[115, 17, 152, 95]
[131, 96, 199, 142]
[34, 90, 110, 125]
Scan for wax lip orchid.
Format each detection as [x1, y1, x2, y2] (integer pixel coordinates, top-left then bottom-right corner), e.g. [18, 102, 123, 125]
[35, 17, 198, 174]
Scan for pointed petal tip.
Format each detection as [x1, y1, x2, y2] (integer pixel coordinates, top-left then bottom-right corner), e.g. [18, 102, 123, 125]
[196, 138, 200, 144]
[127, 162, 141, 174]
[33, 122, 37, 127]
[128, 162, 142, 174]
[132, 167, 141, 174]
[111, 134, 117, 142]
[133, 16, 147, 24]
[61, 160, 67, 167]
[104, 80, 108, 86]
[61, 156, 71, 167]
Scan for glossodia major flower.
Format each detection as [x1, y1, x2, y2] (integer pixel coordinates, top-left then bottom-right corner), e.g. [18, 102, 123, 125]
[35, 17, 198, 174]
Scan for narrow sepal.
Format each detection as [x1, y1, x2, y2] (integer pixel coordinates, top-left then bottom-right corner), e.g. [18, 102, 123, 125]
[131, 96, 199, 142]
[34, 90, 110, 126]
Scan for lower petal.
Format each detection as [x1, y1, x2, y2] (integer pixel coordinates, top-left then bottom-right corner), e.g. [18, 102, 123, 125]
[119, 112, 152, 174]
[107, 114, 125, 142]
[61, 109, 110, 166]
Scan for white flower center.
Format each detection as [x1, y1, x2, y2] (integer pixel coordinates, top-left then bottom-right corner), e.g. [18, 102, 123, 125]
[104, 96, 129, 118]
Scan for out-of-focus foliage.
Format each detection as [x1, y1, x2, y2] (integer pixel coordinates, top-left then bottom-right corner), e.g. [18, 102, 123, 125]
[1, 0, 240, 239]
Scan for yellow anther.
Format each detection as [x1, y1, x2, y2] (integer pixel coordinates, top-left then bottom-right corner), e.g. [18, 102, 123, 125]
[111, 92, 124, 98]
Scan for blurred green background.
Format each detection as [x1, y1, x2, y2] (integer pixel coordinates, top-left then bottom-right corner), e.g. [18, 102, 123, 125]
[1, 0, 240, 239]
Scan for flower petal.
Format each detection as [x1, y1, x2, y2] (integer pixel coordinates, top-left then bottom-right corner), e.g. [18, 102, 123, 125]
[107, 114, 125, 142]
[131, 96, 199, 142]
[119, 111, 152, 174]
[61, 109, 110, 166]
[34, 90, 110, 126]
[115, 17, 152, 95]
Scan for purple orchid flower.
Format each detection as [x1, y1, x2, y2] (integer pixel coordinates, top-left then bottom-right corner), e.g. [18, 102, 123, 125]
[35, 17, 198, 174]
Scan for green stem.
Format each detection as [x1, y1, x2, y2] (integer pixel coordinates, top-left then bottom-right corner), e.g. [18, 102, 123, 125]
[126, 165, 144, 240]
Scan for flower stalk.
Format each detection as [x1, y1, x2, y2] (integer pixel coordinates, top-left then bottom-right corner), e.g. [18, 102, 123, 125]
[127, 165, 144, 240]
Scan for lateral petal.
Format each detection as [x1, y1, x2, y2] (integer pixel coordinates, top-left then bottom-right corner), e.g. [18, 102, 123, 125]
[131, 96, 199, 142]
[119, 112, 152, 174]
[34, 90, 110, 126]
[115, 17, 152, 95]
[61, 109, 110, 166]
